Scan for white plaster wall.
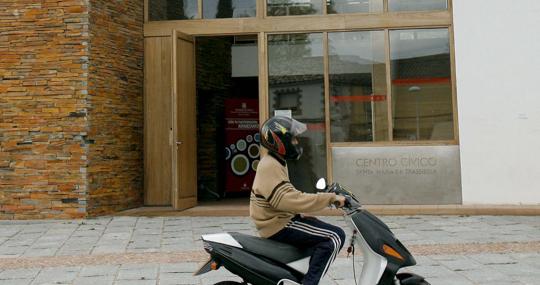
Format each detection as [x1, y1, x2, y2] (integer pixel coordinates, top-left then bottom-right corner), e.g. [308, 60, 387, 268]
[453, 0, 540, 204]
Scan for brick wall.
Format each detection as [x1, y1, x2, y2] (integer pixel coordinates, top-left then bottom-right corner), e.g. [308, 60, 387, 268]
[0, 0, 144, 219]
[0, 1, 90, 219]
[86, 0, 144, 216]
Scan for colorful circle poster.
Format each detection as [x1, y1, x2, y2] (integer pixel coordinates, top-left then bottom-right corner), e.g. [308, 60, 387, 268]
[224, 98, 260, 194]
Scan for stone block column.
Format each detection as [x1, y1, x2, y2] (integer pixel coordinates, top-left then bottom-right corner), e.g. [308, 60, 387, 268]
[0, 0, 144, 219]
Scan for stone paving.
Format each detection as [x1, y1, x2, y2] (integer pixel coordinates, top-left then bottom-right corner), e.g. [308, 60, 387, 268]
[0, 215, 538, 284]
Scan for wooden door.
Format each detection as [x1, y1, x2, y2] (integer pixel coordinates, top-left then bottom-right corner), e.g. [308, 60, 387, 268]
[144, 37, 172, 205]
[172, 30, 197, 210]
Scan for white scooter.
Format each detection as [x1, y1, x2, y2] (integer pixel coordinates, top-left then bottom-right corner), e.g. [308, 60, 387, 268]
[195, 178, 430, 285]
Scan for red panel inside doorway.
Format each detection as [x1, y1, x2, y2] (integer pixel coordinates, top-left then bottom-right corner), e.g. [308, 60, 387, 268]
[224, 98, 260, 194]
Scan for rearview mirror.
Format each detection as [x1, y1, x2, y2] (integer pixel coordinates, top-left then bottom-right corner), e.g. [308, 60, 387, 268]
[316, 178, 326, 190]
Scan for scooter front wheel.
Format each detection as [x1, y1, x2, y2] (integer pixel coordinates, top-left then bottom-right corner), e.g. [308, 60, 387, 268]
[396, 272, 430, 285]
[406, 282, 430, 285]
[399, 279, 431, 285]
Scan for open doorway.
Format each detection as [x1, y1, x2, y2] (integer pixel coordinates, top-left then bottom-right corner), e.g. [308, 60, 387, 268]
[196, 35, 259, 201]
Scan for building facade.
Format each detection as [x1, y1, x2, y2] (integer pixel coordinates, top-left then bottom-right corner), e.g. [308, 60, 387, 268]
[1, 0, 539, 219]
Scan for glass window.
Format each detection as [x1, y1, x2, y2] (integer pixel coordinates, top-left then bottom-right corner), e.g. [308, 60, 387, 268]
[203, 0, 256, 18]
[267, 0, 322, 16]
[327, 0, 383, 14]
[329, 31, 388, 142]
[388, 0, 447, 12]
[149, 0, 198, 20]
[390, 28, 453, 141]
[268, 33, 326, 192]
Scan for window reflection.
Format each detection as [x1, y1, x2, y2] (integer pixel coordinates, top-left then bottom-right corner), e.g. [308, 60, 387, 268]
[390, 28, 453, 141]
[268, 33, 326, 192]
[203, 0, 256, 18]
[149, 0, 198, 20]
[267, 0, 322, 16]
[388, 0, 447, 12]
[327, 0, 382, 14]
[329, 31, 388, 142]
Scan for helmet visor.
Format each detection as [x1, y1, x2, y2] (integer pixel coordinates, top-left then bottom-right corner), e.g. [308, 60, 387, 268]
[290, 118, 307, 136]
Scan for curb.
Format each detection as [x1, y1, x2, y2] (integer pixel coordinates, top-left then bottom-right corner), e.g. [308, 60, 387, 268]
[116, 203, 540, 217]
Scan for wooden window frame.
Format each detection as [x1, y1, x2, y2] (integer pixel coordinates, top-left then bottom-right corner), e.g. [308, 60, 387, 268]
[145, 0, 452, 22]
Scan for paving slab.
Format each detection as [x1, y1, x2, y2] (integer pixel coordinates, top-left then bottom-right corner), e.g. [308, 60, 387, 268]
[0, 268, 41, 280]
[31, 266, 80, 284]
[73, 275, 116, 285]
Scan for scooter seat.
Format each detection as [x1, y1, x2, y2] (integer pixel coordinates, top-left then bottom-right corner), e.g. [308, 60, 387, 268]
[230, 232, 313, 264]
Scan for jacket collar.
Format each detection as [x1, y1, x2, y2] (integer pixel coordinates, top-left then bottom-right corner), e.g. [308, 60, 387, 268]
[269, 152, 287, 167]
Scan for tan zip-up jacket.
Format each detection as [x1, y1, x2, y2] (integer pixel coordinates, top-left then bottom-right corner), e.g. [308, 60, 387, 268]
[250, 152, 338, 238]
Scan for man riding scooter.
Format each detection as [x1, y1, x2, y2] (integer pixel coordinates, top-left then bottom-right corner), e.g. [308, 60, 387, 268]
[250, 116, 347, 285]
[196, 115, 430, 285]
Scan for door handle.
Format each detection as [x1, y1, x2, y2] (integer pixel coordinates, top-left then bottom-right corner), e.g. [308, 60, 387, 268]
[176, 141, 183, 145]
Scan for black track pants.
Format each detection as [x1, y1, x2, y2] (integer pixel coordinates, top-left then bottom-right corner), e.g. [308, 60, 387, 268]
[268, 215, 346, 285]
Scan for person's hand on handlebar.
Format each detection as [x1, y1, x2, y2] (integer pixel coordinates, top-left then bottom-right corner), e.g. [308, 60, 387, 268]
[334, 195, 346, 208]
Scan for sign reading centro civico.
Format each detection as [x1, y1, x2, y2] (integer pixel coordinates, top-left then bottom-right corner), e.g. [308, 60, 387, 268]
[332, 146, 462, 204]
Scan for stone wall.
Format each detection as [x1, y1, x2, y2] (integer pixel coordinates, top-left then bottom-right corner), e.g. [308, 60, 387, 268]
[0, 0, 90, 219]
[86, 0, 144, 216]
[0, 0, 144, 219]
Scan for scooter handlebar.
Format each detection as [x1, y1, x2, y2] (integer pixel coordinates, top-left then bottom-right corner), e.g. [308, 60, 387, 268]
[345, 195, 360, 209]
[328, 183, 361, 209]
